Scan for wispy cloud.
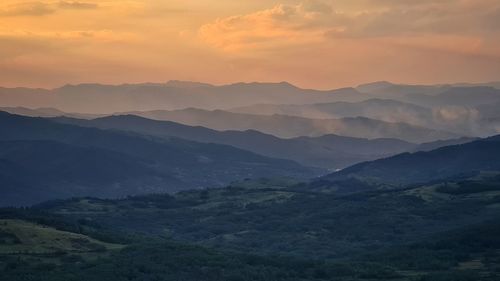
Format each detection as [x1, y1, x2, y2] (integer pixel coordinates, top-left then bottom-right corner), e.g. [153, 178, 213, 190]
[1, 0, 499, 89]
[199, 2, 340, 51]
[0, 1, 97, 17]
[0, 2, 55, 17]
[57, 1, 98, 10]
[199, 0, 500, 51]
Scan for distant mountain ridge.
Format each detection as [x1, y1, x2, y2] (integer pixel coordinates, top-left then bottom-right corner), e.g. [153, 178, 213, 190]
[0, 106, 102, 119]
[2, 80, 499, 140]
[356, 82, 500, 108]
[56, 114, 479, 170]
[0, 81, 369, 113]
[230, 98, 431, 123]
[1, 80, 499, 114]
[229, 98, 500, 136]
[121, 108, 456, 143]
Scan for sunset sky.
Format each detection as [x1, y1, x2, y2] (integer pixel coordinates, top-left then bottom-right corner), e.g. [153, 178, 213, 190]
[1, 0, 500, 89]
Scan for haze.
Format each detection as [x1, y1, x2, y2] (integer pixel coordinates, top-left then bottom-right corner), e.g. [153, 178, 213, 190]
[1, 0, 500, 89]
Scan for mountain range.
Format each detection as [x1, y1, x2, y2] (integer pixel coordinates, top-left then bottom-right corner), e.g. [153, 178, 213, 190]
[0, 81, 369, 113]
[121, 108, 455, 142]
[0, 105, 460, 142]
[3, 80, 500, 141]
[2, 79, 500, 280]
[2, 80, 499, 114]
[0, 112, 316, 206]
[54, 114, 478, 170]
[230, 98, 500, 137]
[52, 114, 418, 169]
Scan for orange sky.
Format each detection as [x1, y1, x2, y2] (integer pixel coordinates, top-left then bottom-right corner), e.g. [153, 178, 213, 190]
[1, 0, 500, 89]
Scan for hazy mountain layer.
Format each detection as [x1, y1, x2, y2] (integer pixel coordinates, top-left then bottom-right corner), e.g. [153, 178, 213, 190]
[0, 82, 369, 114]
[2, 81, 499, 139]
[122, 108, 455, 143]
[230, 98, 500, 137]
[0, 106, 102, 119]
[357, 80, 500, 96]
[54, 114, 420, 170]
[230, 98, 430, 121]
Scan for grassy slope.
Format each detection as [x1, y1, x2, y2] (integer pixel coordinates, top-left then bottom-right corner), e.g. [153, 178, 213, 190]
[1, 176, 500, 280]
[36, 176, 500, 259]
[0, 219, 123, 254]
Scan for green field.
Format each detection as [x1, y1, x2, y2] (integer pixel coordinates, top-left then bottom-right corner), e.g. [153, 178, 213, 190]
[0, 219, 123, 258]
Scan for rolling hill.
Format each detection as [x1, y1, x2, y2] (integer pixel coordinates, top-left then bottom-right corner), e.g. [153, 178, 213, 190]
[0, 219, 122, 254]
[322, 135, 500, 186]
[0, 106, 102, 119]
[32, 174, 500, 259]
[1, 131, 500, 280]
[0, 112, 317, 206]
[54, 114, 418, 169]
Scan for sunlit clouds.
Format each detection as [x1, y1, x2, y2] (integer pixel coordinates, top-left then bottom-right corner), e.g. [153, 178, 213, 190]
[1, 0, 500, 89]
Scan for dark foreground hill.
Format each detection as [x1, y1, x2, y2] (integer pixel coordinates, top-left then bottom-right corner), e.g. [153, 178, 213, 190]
[1, 131, 500, 280]
[0, 112, 316, 206]
[321, 135, 500, 186]
[1, 173, 500, 280]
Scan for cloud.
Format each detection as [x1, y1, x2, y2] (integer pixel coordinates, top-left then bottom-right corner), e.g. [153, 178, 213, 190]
[199, 1, 342, 51]
[58, 1, 98, 10]
[0, 29, 138, 43]
[198, 0, 500, 51]
[0, 2, 55, 17]
[0, 1, 97, 17]
[0, 35, 60, 61]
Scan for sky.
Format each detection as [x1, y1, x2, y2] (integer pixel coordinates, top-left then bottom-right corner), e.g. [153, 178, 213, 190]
[1, 0, 500, 89]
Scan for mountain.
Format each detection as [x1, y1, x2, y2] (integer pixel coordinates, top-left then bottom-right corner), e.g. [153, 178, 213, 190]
[322, 135, 500, 186]
[0, 111, 316, 206]
[121, 108, 456, 143]
[230, 99, 500, 137]
[2, 82, 498, 138]
[0, 139, 187, 207]
[2, 122, 500, 280]
[403, 86, 500, 108]
[54, 114, 418, 169]
[477, 101, 500, 119]
[453, 81, 500, 89]
[413, 137, 479, 152]
[2, 81, 499, 117]
[0, 107, 65, 117]
[0, 82, 369, 114]
[357, 82, 500, 108]
[0, 87, 54, 108]
[356, 81, 451, 98]
[5, 101, 493, 138]
[0, 106, 102, 119]
[230, 98, 431, 123]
